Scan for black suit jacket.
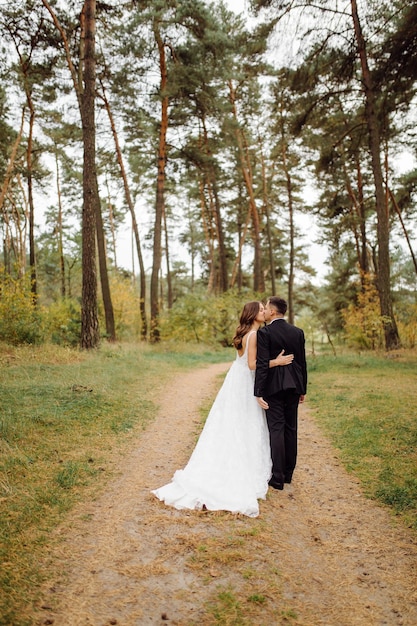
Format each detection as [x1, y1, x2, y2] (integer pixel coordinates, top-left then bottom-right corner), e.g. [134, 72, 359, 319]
[254, 318, 307, 398]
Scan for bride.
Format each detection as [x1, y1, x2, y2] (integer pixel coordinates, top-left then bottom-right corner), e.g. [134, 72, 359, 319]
[151, 301, 294, 517]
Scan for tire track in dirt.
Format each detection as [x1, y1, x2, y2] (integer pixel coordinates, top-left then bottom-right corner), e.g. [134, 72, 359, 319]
[37, 362, 417, 625]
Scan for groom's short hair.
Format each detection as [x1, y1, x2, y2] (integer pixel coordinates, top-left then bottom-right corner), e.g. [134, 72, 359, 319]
[269, 297, 287, 315]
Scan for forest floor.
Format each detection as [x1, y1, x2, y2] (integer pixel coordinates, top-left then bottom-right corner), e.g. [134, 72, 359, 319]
[36, 362, 417, 626]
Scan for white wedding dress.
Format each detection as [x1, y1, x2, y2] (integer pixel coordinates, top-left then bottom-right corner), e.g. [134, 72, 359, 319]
[151, 331, 272, 517]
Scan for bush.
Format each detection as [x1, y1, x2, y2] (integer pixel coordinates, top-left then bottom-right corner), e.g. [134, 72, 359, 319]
[100, 275, 143, 341]
[45, 298, 81, 346]
[160, 290, 262, 346]
[396, 302, 417, 349]
[341, 274, 385, 350]
[0, 270, 45, 344]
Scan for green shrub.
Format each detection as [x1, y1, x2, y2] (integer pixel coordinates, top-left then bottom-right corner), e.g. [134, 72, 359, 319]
[0, 270, 45, 344]
[45, 298, 81, 346]
[99, 275, 143, 341]
[160, 289, 262, 346]
[396, 303, 417, 349]
[342, 274, 385, 350]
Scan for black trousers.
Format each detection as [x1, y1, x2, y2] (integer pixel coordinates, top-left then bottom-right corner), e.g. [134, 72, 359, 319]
[265, 390, 300, 485]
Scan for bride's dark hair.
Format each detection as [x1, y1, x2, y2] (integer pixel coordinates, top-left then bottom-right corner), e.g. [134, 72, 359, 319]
[232, 301, 261, 350]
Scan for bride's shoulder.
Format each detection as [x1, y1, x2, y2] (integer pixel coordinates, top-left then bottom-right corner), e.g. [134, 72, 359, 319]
[242, 329, 257, 349]
[243, 329, 256, 339]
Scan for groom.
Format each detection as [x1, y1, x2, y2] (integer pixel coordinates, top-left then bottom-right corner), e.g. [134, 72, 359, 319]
[254, 297, 307, 490]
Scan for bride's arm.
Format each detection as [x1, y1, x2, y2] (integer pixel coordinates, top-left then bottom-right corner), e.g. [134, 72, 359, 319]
[248, 334, 294, 370]
[270, 350, 294, 367]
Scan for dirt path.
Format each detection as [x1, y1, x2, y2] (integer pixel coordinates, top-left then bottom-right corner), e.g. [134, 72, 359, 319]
[37, 362, 417, 626]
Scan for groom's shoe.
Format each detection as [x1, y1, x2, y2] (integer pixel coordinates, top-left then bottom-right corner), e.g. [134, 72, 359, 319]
[268, 479, 284, 490]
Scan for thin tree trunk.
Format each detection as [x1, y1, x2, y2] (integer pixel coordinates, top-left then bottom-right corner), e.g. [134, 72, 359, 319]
[229, 202, 251, 289]
[205, 175, 221, 292]
[229, 81, 264, 293]
[185, 202, 196, 291]
[163, 205, 173, 308]
[389, 188, 417, 276]
[197, 174, 216, 293]
[55, 150, 66, 297]
[150, 22, 168, 342]
[95, 179, 116, 341]
[194, 133, 216, 292]
[202, 118, 228, 292]
[99, 81, 148, 339]
[260, 148, 275, 295]
[16, 174, 28, 275]
[0, 107, 25, 227]
[356, 156, 368, 275]
[351, 0, 400, 349]
[105, 174, 117, 269]
[25, 95, 37, 300]
[340, 105, 369, 277]
[280, 138, 295, 323]
[342, 161, 368, 281]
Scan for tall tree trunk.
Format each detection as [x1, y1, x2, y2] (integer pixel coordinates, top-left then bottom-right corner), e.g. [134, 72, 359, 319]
[0, 108, 26, 271]
[229, 202, 251, 289]
[184, 201, 196, 291]
[260, 149, 275, 295]
[95, 179, 116, 341]
[163, 205, 173, 308]
[150, 22, 168, 342]
[43, 0, 115, 346]
[280, 139, 295, 323]
[80, 0, 99, 348]
[229, 81, 264, 293]
[197, 173, 216, 293]
[204, 175, 220, 292]
[80, 7, 115, 343]
[25, 95, 37, 300]
[388, 188, 417, 276]
[16, 175, 28, 275]
[351, 0, 400, 349]
[105, 174, 117, 269]
[340, 105, 369, 278]
[55, 150, 66, 297]
[99, 81, 148, 339]
[342, 158, 369, 281]
[202, 119, 228, 292]
[356, 156, 368, 275]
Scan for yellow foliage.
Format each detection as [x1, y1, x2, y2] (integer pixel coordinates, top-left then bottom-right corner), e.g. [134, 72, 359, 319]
[0, 268, 46, 344]
[100, 275, 143, 340]
[342, 274, 385, 350]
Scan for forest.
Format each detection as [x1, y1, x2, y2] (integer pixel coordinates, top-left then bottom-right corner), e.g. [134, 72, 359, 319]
[0, 0, 416, 350]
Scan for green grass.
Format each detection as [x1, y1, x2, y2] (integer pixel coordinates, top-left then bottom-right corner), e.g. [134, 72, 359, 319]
[0, 340, 230, 626]
[206, 587, 246, 625]
[307, 349, 417, 530]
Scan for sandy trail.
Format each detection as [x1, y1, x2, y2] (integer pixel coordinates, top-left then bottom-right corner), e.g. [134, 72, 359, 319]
[38, 362, 417, 626]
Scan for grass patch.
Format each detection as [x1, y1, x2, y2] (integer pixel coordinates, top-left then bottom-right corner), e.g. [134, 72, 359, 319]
[178, 515, 288, 624]
[307, 349, 417, 530]
[0, 341, 230, 626]
[206, 587, 246, 624]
